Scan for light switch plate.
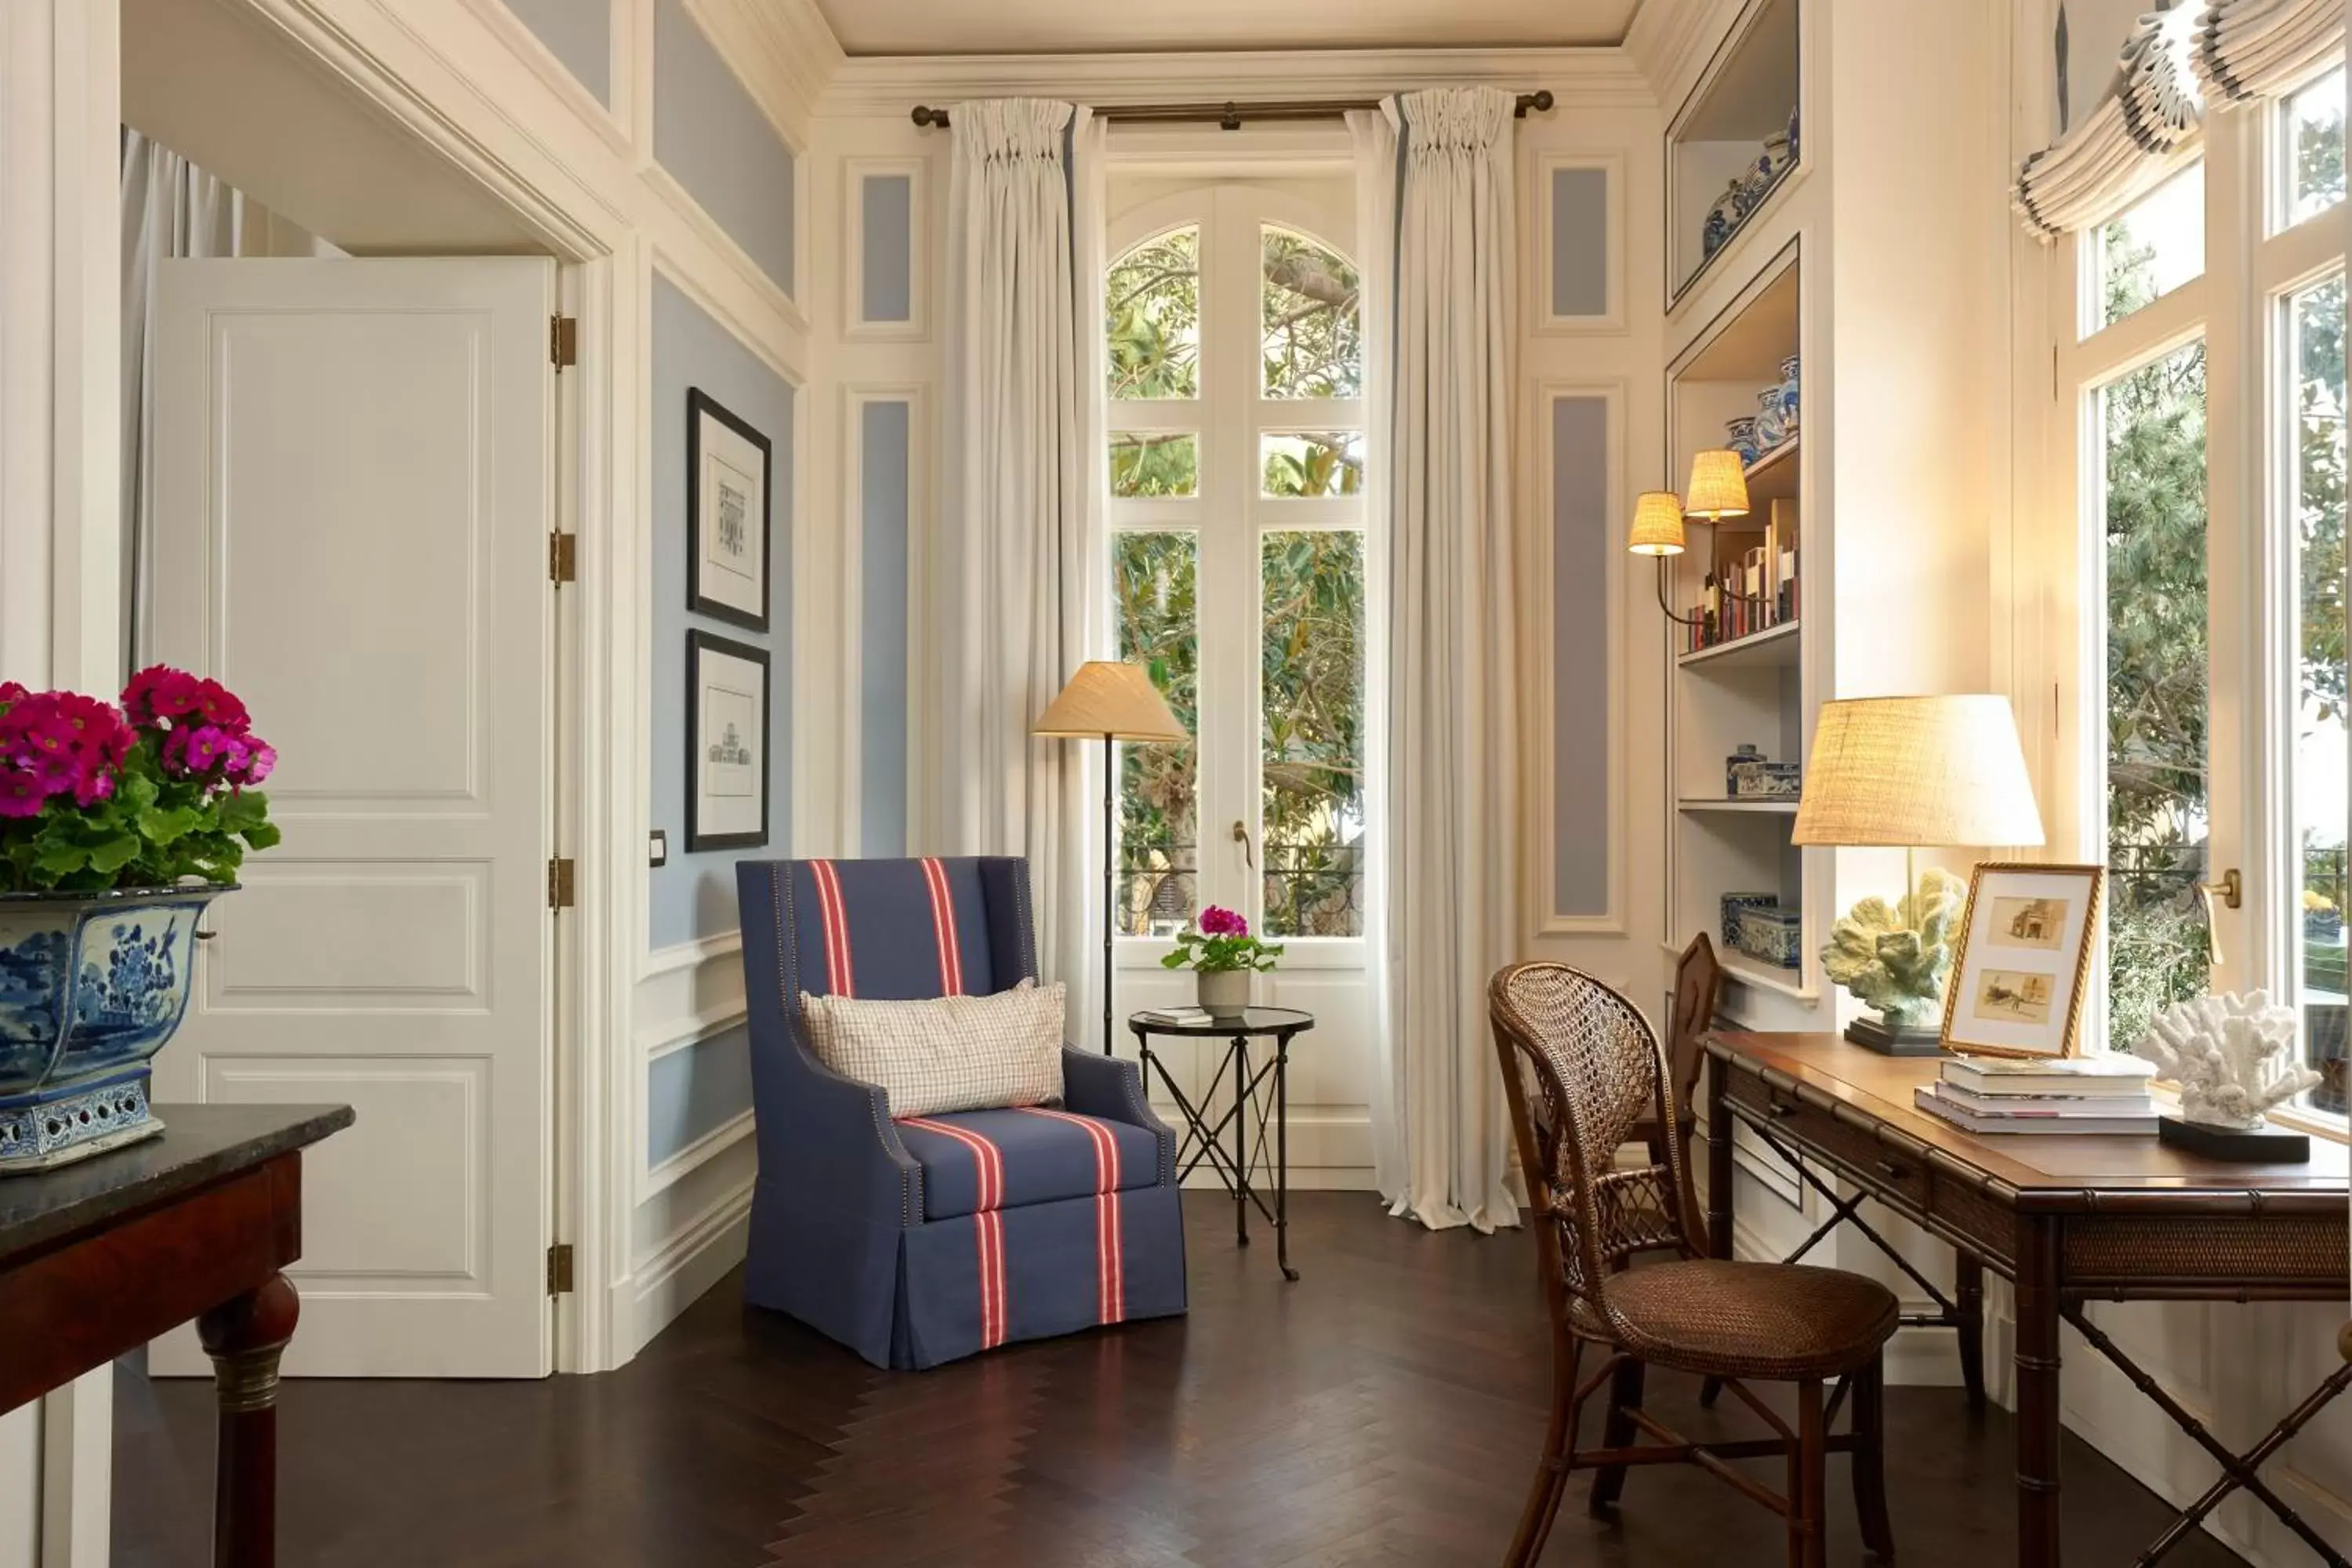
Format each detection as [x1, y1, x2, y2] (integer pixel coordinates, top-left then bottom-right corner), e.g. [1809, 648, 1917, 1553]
[648, 829, 668, 867]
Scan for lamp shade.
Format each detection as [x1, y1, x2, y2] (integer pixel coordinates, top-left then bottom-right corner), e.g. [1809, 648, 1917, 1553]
[1684, 449, 1751, 521]
[1791, 695, 2046, 849]
[1033, 660, 1188, 742]
[1628, 490, 1687, 556]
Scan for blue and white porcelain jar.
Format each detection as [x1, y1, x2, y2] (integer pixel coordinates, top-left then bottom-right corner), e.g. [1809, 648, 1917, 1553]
[1754, 390, 1787, 452]
[0, 884, 229, 1172]
[1724, 417, 1761, 466]
[1777, 354, 1802, 431]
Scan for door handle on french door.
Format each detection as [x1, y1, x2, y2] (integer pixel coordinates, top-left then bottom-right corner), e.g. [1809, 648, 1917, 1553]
[1232, 820, 1254, 869]
[2196, 868, 2242, 966]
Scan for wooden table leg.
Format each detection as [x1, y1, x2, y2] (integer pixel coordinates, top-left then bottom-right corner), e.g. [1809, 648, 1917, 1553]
[2014, 1217, 2063, 1566]
[1956, 1254, 1987, 1413]
[197, 1274, 299, 1568]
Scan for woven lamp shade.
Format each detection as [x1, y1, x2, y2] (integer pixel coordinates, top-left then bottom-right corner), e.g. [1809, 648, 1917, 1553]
[1628, 490, 1687, 556]
[1684, 449, 1751, 521]
[1033, 661, 1188, 742]
[1792, 695, 2046, 849]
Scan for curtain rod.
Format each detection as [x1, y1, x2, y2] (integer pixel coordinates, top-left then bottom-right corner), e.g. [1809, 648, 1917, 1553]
[910, 91, 1553, 131]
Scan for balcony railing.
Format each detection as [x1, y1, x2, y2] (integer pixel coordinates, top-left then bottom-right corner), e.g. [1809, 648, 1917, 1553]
[1116, 840, 1365, 938]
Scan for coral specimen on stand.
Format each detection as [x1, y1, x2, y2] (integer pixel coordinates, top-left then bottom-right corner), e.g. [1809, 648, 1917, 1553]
[1820, 866, 1966, 1025]
[2132, 990, 2318, 1131]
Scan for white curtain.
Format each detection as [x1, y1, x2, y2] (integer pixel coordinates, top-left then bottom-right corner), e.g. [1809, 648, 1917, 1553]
[929, 100, 1100, 1033]
[2014, 5, 2203, 237]
[120, 131, 314, 666]
[2192, 0, 2344, 105]
[1359, 89, 1523, 1234]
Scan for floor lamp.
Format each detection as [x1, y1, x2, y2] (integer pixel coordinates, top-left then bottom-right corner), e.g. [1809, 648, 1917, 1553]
[1034, 662, 1189, 1054]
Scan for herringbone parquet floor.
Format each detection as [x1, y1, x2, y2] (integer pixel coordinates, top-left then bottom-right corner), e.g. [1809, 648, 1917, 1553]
[112, 1193, 2248, 1567]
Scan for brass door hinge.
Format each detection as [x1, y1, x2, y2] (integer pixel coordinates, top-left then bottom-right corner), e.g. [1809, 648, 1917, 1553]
[549, 532, 577, 584]
[550, 315, 578, 369]
[546, 1243, 575, 1295]
[546, 857, 576, 910]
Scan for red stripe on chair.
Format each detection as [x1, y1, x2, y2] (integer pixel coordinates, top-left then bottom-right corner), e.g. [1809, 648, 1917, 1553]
[1015, 1108, 1124, 1324]
[810, 861, 855, 996]
[920, 857, 964, 995]
[901, 1116, 1009, 1345]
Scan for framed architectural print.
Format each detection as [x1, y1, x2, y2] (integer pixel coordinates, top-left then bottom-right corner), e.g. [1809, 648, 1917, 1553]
[1940, 862, 2104, 1058]
[685, 630, 770, 851]
[687, 387, 771, 631]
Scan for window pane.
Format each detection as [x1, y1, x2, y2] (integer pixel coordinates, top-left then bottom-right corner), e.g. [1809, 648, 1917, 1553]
[1108, 229, 1200, 400]
[1113, 533, 1198, 936]
[1111, 433, 1199, 498]
[1261, 432, 1364, 498]
[2292, 275, 2348, 1113]
[1261, 227, 1361, 400]
[2095, 164, 2205, 332]
[2288, 70, 2347, 227]
[1261, 531, 1366, 937]
[2102, 339, 2210, 1050]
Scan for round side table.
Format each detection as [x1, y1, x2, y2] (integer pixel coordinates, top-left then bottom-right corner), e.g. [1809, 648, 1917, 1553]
[1127, 1007, 1314, 1280]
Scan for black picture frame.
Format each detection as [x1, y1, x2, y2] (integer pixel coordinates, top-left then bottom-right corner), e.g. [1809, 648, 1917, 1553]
[684, 629, 771, 852]
[686, 387, 773, 633]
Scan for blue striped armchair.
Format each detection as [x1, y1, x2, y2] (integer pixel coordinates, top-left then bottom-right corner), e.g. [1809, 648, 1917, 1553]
[735, 855, 1188, 1368]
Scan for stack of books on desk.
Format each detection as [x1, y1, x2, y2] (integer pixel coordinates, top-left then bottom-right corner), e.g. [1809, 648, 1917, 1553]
[1913, 1054, 2159, 1135]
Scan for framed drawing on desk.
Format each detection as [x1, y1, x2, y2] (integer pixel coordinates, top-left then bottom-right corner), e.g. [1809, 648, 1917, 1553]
[1940, 862, 2103, 1058]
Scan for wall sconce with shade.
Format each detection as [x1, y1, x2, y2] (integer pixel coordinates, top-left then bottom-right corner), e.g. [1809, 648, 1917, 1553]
[1627, 451, 1775, 626]
[1792, 695, 2047, 1054]
[1033, 661, 1189, 1054]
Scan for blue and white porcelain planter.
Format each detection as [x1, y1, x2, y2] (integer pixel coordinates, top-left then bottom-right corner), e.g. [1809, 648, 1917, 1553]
[0, 884, 228, 1173]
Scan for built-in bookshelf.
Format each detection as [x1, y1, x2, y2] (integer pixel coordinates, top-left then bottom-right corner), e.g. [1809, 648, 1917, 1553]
[1665, 239, 1814, 1004]
[1668, 0, 1802, 303]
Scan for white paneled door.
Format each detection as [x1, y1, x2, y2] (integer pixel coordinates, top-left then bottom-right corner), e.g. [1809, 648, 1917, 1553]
[146, 258, 557, 1377]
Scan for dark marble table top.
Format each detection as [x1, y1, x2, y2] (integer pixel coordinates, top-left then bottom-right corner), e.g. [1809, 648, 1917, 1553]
[0, 1103, 353, 1265]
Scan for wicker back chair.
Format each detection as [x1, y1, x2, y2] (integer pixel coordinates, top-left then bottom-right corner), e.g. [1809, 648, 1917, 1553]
[1490, 962, 1901, 1568]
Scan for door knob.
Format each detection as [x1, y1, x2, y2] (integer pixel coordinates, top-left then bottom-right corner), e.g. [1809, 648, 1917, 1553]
[2195, 869, 2241, 966]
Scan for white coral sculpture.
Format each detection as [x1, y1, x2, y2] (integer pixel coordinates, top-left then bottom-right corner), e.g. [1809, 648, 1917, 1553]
[2131, 990, 2318, 1131]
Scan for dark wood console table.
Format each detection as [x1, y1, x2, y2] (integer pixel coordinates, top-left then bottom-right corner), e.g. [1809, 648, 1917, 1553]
[1704, 1031, 2350, 1567]
[0, 1103, 352, 1567]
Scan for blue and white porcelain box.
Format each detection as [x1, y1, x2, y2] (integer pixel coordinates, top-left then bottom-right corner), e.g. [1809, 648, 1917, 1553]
[0, 884, 227, 1172]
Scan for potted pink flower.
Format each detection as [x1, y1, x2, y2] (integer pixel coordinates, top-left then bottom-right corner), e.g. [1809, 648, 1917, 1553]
[1160, 905, 1283, 1018]
[0, 666, 278, 1171]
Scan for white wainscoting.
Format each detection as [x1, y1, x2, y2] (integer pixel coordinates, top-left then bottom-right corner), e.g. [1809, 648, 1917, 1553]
[623, 935, 757, 1359]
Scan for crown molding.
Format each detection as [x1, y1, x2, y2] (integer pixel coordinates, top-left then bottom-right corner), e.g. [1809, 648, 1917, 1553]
[690, 0, 845, 143]
[817, 45, 1655, 119]
[1622, 0, 1744, 116]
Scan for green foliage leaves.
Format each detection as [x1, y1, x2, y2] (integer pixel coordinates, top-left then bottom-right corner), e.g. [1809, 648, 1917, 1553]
[0, 735, 274, 894]
[1160, 929, 1283, 975]
[1108, 229, 1200, 401]
[1261, 229, 1360, 401]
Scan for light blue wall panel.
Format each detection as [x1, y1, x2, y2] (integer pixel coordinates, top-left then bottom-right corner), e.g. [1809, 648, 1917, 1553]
[859, 175, 913, 325]
[1552, 396, 1611, 917]
[1550, 167, 1611, 319]
[653, 0, 797, 295]
[860, 400, 910, 858]
[650, 274, 794, 949]
[647, 1025, 753, 1163]
[504, 0, 612, 107]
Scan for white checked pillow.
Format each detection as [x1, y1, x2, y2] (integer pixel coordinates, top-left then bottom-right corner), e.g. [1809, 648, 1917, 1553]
[799, 978, 1066, 1118]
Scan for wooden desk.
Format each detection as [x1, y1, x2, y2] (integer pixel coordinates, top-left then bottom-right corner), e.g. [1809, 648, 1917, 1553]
[0, 1103, 353, 1568]
[1703, 1032, 2350, 1568]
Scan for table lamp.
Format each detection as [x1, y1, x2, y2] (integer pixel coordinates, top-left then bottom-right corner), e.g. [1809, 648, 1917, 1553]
[1034, 662, 1189, 1054]
[1792, 695, 2045, 1054]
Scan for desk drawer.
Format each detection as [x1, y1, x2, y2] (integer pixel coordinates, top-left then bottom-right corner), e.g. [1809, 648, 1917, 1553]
[1719, 1069, 1936, 1219]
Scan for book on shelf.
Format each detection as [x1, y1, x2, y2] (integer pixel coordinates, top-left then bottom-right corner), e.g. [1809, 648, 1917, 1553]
[1680, 498, 1800, 654]
[1915, 1082, 2156, 1137]
[1940, 1054, 2156, 1098]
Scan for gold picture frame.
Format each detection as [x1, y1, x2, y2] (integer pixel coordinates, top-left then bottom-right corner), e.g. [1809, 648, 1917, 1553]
[1938, 862, 2104, 1058]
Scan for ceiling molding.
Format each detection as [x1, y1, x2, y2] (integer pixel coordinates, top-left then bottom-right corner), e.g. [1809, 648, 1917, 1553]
[691, 0, 845, 142]
[818, 45, 1654, 118]
[1623, 0, 1745, 117]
